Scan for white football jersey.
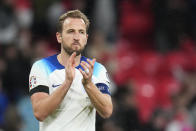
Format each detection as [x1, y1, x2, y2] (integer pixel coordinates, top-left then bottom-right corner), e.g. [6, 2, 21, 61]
[29, 54, 111, 131]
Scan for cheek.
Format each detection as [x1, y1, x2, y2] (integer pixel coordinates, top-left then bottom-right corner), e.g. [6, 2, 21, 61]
[62, 35, 71, 42]
[83, 39, 87, 43]
[81, 36, 87, 44]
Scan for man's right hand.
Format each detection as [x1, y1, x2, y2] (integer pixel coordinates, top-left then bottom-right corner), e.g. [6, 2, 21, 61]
[65, 52, 76, 84]
[31, 52, 77, 121]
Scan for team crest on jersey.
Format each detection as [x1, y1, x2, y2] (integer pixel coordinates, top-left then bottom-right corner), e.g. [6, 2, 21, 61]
[29, 76, 37, 89]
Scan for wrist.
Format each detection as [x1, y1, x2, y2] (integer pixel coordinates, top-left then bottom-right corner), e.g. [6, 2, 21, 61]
[82, 79, 93, 87]
[62, 79, 72, 87]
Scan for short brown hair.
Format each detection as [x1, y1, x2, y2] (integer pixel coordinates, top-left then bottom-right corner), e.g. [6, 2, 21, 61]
[57, 9, 90, 33]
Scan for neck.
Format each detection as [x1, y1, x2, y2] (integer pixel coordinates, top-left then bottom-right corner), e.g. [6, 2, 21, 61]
[57, 50, 81, 67]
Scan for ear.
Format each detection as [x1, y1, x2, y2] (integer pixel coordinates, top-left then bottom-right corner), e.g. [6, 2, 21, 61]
[84, 34, 88, 46]
[56, 32, 62, 43]
[86, 34, 88, 39]
[86, 34, 88, 43]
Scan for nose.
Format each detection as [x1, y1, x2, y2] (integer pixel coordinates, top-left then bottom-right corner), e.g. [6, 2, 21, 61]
[73, 32, 79, 40]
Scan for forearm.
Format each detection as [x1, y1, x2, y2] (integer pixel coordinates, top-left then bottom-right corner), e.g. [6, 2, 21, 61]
[32, 81, 71, 121]
[83, 82, 113, 118]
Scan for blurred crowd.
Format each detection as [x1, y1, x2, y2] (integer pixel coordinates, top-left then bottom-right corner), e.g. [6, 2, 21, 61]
[0, 0, 196, 131]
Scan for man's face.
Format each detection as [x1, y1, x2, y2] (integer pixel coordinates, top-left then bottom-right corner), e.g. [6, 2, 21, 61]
[57, 17, 88, 56]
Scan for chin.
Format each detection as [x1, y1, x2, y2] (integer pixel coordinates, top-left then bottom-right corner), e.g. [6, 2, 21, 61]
[75, 51, 82, 56]
[64, 46, 84, 56]
[73, 48, 84, 56]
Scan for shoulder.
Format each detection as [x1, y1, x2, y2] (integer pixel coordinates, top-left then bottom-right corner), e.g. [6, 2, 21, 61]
[93, 61, 107, 78]
[94, 61, 106, 71]
[32, 55, 55, 67]
[31, 54, 63, 74]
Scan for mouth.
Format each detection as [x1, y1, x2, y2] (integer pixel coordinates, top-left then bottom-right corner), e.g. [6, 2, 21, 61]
[71, 42, 81, 50]
[72, 42, 80, 46]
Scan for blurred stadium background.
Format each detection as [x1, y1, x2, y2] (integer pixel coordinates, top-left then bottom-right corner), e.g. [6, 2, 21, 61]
[0, 0, 196, 131]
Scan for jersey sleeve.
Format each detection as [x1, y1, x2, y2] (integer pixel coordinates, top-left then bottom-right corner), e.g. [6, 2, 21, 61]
[93, 63, 111, 95]
[29, 60, 50, 96]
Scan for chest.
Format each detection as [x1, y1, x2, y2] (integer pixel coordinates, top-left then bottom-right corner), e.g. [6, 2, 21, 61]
[49, 69, 89, 95]
[48, 69, 96, 109]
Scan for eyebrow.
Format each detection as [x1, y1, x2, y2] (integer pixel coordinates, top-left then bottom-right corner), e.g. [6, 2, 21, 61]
[66, 28, 86, 32]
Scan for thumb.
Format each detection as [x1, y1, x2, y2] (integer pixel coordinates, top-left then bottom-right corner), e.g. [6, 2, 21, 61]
[92, 58, 96, 65]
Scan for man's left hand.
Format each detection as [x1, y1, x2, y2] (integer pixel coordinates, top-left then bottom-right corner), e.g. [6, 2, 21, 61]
[79, 58, 96, 85]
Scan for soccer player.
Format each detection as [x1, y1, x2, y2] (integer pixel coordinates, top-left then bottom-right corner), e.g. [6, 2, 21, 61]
[29, 10, 113, 131]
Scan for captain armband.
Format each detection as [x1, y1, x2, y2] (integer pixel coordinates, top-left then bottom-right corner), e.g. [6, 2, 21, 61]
[95, 83, 111, 95]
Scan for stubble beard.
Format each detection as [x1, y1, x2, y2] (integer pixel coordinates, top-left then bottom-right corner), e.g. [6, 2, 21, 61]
[62, 44, 85, 56]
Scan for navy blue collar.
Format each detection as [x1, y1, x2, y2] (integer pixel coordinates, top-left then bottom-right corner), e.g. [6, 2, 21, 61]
[50, 54, 88, 71]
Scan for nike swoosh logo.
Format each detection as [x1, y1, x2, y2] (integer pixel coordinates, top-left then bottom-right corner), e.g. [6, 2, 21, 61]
[52, 84, 61, 88]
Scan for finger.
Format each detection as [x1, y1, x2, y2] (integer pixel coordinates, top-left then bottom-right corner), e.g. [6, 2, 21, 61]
[84, 68, 89, 74]
[81, 61, 90, 69]
[92, 58, 96, 65]
[80, 62, 89, 73]
[87, 59, 93, 68]
[79, 68, 85, 75]
[70, 52, 76, 61]
[79, 68, 88, 78]
[69, 52, 76, 65]
[81, 63, 92, 77]
[87, 58, 96, 67]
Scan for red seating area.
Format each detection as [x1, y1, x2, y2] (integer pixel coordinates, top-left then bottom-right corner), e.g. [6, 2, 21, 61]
[113, 0, 196, 125]
[113, 40, 195, 123]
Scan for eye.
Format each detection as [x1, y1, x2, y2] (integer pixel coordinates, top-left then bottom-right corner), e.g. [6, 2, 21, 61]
[67, 29, 74, 33]
[79, 30, 85, 34]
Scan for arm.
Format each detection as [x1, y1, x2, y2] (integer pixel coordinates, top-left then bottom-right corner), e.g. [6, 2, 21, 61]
[79, 59, 113, 118]
[83, 81, 113, 118]
[30, 52, 76, 121]
[31, 81, 72, 121]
